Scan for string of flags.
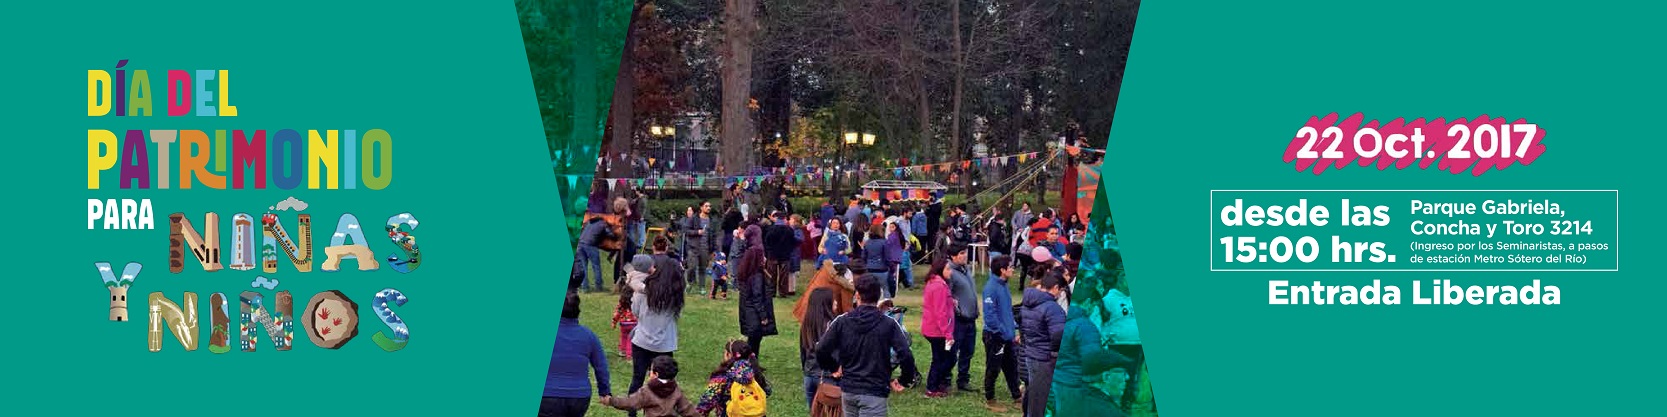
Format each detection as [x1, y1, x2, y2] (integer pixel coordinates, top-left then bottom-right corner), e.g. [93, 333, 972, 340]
[574, 148, 1070, 191]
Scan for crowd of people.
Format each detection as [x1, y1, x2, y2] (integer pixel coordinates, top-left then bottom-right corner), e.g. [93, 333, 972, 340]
[547, 183, 1130, 417]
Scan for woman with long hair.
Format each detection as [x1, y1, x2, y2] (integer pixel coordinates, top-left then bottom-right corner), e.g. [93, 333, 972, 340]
[798, 287, 840, 410]
[919, 255, 957, 398]
[735, 225, 778, 359]
[625, 253, 685, 417]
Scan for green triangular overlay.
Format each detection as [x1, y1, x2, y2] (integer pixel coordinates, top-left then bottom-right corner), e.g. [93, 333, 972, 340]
[515, 0, 633, 247]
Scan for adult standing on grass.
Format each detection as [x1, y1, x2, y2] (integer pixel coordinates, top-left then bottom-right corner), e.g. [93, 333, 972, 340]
[735, 225, 778, 359]
[861, 224, 892, 298]
[981, 256, 1022, 412]
[763, 211, 798, 298]
[1019, 271, 1068, 417]
[540, 292, 610, 417]
[919, 256, 956, 398]
[787, 215, 807, 296]
[926, 195, 940, 246]
[883, 221, 905, 293]
[722, 205, 744, 258]
[985, 216, 1009, 261]
[844, 199, 862, 228]
[910, 207, 928, 252]
[798, 287, 841, 411]
[685, 201, 716, 291]
[815, 275, 919, 417]
[1010, 202, 1033, 255]
[945, 244, 982, 394]
[628, 252, 687, 417]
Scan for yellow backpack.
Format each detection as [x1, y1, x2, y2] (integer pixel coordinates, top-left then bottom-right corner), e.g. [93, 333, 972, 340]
[727, 378, 768, 417]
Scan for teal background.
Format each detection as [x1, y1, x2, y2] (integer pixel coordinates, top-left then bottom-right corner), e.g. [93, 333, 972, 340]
[1211, 190, 1618, 271]
[1106, 0, 1663, 415]
[1, 1, 574, 415]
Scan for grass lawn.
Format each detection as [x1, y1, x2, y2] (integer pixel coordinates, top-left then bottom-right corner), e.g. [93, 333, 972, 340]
[569, 260, 1028, 417]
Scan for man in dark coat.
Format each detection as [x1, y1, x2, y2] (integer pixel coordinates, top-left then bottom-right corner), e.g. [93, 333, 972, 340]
[762, 211, 800, 297]
[945, 244, 981, 393]
[815, 274, 919, 417]
[683, 201, 716, 290]
[1019, 273, 1068, 417]
[925, 197, 943, 254]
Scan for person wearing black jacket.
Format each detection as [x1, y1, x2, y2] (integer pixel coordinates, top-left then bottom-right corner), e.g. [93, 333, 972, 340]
[721, 207, 744, 258]
[815, 274, 919, 417]
[986, 217, 1009, 259]
[683, 202, 716, 291]
[735, 225, 778, 358]
[924, 198, 943, 253]
[762, 211, 799, 298]
[1019, 272, 1068, 417]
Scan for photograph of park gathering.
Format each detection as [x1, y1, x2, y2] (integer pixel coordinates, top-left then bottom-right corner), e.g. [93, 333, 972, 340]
[517, 0, 1147, 416]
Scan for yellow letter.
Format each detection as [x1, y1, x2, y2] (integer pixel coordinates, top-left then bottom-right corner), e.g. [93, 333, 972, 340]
[88, 70, 111, 116]
[308, 130, 339, 189]
[218, 70, 237, 116]
[88, 130, 118, 189]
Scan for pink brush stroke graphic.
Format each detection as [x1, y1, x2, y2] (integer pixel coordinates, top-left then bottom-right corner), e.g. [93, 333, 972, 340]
[1283, 113, 1547, 176]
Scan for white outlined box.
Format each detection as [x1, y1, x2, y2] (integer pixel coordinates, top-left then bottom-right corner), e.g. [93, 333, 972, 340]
[1209, 190, 1619, 272]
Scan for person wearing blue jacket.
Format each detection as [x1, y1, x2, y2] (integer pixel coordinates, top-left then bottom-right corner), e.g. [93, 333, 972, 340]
[1018, 271, 1067, 417]
[861, 224, 892, 298]
[1054, 301, 1134, 417]
[575, 217, 610, 293]
[541, 292, 611, 416]
[980, 255, 1021, 412]
[911, 209, 928, 239]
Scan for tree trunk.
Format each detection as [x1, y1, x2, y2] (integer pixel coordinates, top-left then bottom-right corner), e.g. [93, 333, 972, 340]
[950, 0, 964, 162]
[606, 2, 649, 178]
[720, 0, 757, 177]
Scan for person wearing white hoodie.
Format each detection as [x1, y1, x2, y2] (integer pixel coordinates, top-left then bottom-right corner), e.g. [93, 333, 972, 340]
[625, 254, 685, 417]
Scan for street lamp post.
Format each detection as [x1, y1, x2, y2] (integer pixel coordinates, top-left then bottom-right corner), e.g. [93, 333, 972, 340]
[834, 131, 875, 203]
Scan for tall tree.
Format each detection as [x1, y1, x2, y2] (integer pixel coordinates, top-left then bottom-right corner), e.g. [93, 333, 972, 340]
[949, 0, 964, 162]
[605, 0, 653, 178]
[719, 0, 758, 175]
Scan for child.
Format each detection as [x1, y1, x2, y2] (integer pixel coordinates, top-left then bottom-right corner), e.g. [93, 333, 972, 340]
[695, 340, 771, 417]
[710, 252, 731, 300]
[879, 299, 910, 372]
[612, 290, 639, 358]
[598, 356, 699, 417]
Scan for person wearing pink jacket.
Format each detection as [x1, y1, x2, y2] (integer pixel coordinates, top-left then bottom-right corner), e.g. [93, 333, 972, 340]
[918, 256, 957, 398]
